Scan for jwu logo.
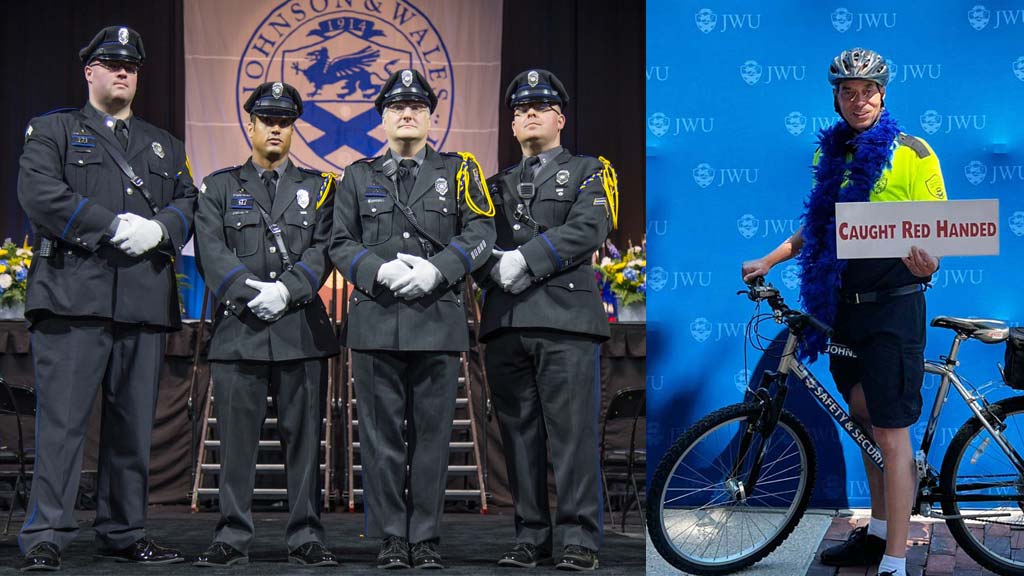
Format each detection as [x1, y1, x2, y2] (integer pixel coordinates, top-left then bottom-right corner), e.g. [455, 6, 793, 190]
[649, 269, 713, 291]
[740, 60, 806, 85]
[690, 317, 745, 342]
[968, 5, 1024, 30]
[1008, 211, 1024, 237]
[694, 8, 761, 33]
[966, 160, 1024, 185]
[1014, 57, 1024, 82]
[785, 112, 841, 136]
[934, 268, 984, 288]
[737, 213, 799, 239]
[647, 266, 669, 292]
[647, 112, 715, 138]
[781, 264, 801, 290]
[919, 109, 987, 135]
[830, 7, 897, 33]
[887, 59, 942, 83]
[692, 162, 760, 188]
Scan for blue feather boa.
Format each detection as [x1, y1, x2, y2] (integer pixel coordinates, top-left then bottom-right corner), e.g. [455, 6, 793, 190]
[797, 110, 901, 361]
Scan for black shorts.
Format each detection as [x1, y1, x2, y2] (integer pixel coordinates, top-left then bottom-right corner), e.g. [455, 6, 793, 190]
[828, 291, 926, 429]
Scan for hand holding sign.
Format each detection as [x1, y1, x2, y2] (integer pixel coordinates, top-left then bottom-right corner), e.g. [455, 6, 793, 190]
[902, 245, 939, 276]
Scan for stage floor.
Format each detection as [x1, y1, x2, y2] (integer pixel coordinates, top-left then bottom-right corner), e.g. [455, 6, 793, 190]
[0, 507, 645, 574]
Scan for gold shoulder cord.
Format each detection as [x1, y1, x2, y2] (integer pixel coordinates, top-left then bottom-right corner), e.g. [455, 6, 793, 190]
[316, 172, 336, 210]
[455, 152, 495, 217]
[599, 155, 619, 230]
[179, 155, 194, 180]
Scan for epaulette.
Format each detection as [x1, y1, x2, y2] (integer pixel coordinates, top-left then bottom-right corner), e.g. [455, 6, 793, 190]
[41, 107, 78, 117]
[206, 165, 241, 178]
[898, 133, 931, 159]
[500, 163, 518, 174]
[355, 156, 378, 164]
[297, 166, 323, 175]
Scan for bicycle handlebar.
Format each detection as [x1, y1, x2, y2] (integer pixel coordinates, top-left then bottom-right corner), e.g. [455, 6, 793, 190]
[740, 277, 833, 337]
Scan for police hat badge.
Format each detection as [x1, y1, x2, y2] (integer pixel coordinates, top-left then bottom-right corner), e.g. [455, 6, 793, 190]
[296, 189, 310, 209]
[528, 70, 539, 87]
[556, 170, 570, 185]
[435, 177, 448, 195]
[118, 27, 129, 45]
[272, 82, 284, 98]
[151, 142, 165, 159]
[402, 70, 414, 87]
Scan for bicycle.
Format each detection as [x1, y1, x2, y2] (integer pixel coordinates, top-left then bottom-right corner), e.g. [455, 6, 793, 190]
[647, 278, 1024, 575]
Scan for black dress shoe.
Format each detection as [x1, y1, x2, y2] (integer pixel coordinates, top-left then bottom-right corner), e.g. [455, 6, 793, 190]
[95, 537, 184, 564]
[497, 542, 550, 568]
[377, 536, 410, 569]
[555, 545, 598, 571]
[411, 541, 444, 569]
[193, 542, 248, 567]
[819, 526, 885, 567]
[20, 542, 61, 572]
[289, 542, 339, 567]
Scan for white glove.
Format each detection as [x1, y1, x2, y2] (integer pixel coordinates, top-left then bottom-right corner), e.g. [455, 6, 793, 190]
[111, 213, 163, 256]
[245, 278, 290, 321]
[498, 249, 530, 291]
[392, 252, 443, 299]
[377, 258, 413, 290]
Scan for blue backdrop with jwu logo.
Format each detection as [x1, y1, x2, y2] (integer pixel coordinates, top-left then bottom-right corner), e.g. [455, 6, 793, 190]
[647, 1, 1024, 507]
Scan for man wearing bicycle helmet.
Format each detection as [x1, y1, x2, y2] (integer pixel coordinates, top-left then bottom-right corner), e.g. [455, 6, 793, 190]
[741, 47, 946, 576]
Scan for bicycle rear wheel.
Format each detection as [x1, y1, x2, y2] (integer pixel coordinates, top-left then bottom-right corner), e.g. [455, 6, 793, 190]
[941, 396, 1024, 575]
[647, 402, 815, 575]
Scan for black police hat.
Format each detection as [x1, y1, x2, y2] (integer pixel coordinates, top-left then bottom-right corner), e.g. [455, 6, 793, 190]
[505, 69, 569, 109]
[374, 69, 438, 114]
[79, 26, 146, 64]
[244, 81, 303, 119]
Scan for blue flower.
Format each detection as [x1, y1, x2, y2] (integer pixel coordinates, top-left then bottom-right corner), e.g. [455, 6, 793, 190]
[623, 268, 638, 282]
[606, 242, 620, 259]
[15, 269, 27, 281]
[638, 284, 646, 294]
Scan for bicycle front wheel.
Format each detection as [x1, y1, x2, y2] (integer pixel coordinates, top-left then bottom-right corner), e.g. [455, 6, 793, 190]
[647, 402, 816, 575]
[941, 396, 1024, 575]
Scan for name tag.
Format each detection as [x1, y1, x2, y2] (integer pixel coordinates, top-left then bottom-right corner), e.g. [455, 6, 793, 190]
[70, 134, 96, 148]
[231, 193, 254, 210]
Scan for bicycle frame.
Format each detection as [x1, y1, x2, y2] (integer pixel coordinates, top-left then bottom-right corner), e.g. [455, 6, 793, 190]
[743, 326, 1024, 505]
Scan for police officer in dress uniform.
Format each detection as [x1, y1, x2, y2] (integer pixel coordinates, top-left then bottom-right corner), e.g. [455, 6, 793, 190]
[329, 69, 495, 570]
[191, 82, 339, 568]
[16, 26, 195, 572]
[477, 69, 617, 572]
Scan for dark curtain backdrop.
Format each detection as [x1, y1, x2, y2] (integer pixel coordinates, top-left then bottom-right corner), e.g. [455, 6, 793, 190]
[1, 0, 186, 241]
[498, 0, 645, 247]
[1, 0, 643, 247]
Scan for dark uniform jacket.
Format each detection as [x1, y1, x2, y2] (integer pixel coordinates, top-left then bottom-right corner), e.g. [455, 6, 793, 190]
[195, 159, 339, 362]
[477, 149, 611, 342]
[17, 104, 197, 329]
[330, 146, 496, 352]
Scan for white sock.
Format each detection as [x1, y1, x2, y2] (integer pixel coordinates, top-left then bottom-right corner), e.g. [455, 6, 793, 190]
[867, 516, 887, 540]
[877, 554, 906, 576]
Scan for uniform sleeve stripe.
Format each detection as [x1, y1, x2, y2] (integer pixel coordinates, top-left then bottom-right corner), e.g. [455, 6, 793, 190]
[452, 243, 471, 270]
[167, 205, 189, 239]
[297, 261, 317, 285]
[61, 198, 89, 240]
[216, 265, 245, 298]
[350, 249, 368, 280]
[540, 232, 563, 270]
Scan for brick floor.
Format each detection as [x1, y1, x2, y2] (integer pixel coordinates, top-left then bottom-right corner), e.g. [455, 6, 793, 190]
[806, 515, 1013, 576]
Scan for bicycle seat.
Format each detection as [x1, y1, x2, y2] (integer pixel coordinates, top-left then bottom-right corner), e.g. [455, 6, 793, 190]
[930, 316, 1009, 344]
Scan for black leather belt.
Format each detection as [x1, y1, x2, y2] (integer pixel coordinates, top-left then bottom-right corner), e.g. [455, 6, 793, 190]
[841, 283, 925, 304]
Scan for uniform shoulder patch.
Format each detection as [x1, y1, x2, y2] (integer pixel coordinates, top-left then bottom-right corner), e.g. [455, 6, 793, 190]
[898, 133, 931, 159]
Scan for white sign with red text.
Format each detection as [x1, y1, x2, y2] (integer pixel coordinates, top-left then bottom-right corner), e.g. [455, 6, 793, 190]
[835, 200, 999, 259]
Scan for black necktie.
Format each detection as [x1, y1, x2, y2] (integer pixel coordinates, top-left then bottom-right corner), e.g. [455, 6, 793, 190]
[398, 159, 417, 202]
[262, 170, 278, 200]
[522, 156, 541, 184]
[114, 119, 128, 151]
